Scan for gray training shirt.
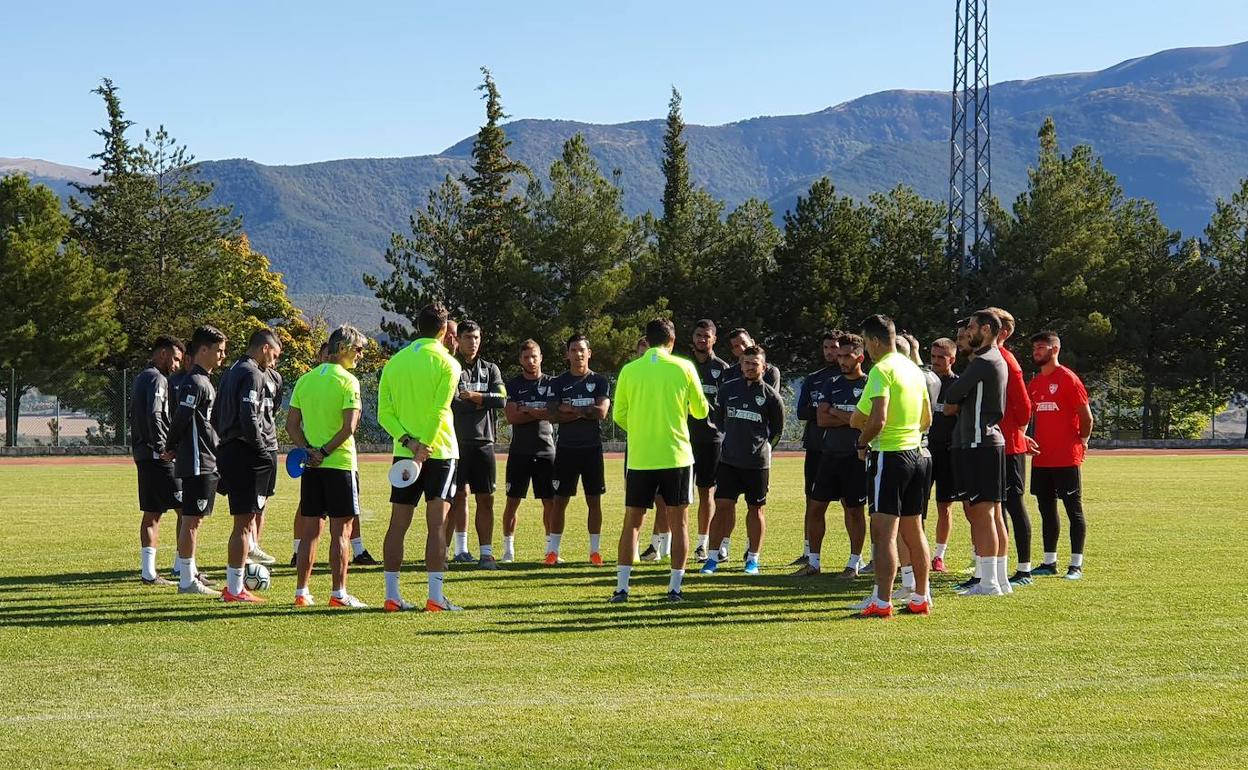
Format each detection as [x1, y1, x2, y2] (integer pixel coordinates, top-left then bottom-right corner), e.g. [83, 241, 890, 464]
[941, 345, 1007, 450]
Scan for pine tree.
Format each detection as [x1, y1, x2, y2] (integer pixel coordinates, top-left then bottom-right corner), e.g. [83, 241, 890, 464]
[1203, 178, 1248, 437]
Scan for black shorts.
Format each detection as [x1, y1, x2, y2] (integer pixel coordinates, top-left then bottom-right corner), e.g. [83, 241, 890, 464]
[180, 473, 219, 517]
[456, 443, 497, 494]
[803, 449, 822, 497]
[136, 459, 181, 513]
[624, 466, 694, 509]
[1006, 453, 1027, 496]
[217, 441, 277, 515]
[505, 453, 554, 500]
[714, 463, 769, 506]
[553, 448, 606, 497]
[300, 467, 360, 518]
[811, 452, 868, 505]
[389, 457, 458, 505]
[1030, 465, 1082, 501]
[867, 449, 932, 517]
[691, 441, 721, 488]
[930, 447, 963, 503]
[953, 445, 1006, 504]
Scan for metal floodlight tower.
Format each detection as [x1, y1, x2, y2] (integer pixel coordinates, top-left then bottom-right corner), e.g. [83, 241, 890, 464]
[947, 0, 992, 273]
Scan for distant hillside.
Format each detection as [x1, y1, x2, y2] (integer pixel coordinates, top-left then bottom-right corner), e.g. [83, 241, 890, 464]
[7, 41, 1248, 294]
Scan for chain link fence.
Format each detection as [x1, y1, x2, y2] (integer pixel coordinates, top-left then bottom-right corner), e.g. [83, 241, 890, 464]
[2, 366, 1243, 449]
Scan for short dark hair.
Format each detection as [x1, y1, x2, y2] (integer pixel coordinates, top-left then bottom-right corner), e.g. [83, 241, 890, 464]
[822, 330, 843, 343]
[838, 333, 864, 355]
[694, 319, 717, 335]
[417, 303, 449, 338]
[727, 327, 750, 342]
[188, 325, 226, 355]
[971, 309, 1002, 337]
[247, 327, 281, 352]
[519, 339, 541, 353]
[1031, 330, 1061, 347]
[741, 345, 765, 359]
[459, 320, 481, 335]
[955, 317, 971, 330]
[860, 314, 895, 346]
[151, 335, 184, 355]
[566, 334, 589, 350]
[645, 318, 676, 347]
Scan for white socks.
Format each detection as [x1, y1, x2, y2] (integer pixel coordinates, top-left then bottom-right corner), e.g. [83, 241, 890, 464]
[1018, 561, 1032, 573]
[428, 572, 445, 603]
[1070, 553, 1084, 568]
[331, 587, 347, 600]
[934, 542, 948, 559]
[1043, 551, 1058, 565]
[548, 533, 562, 555]
[616, 565, 632, 593]
[901, 565, 916, 591]
[589, 533, 601, 554]
[292, 538, 301, 557]
[668, 569, 684, 593]
[746, 551, 759, 564]
[698, 533, 709, 551]
[140, 547, 157, 580]
[295, 586, 311, 598]
[226, 566, 244, 595]
[384, 571, 401, 602]
[178, 557, 196, 589]
[650, 534, 663, 552]
[718, 537, 731, 561]
[453, 531, 468, 555]
[804, 539, 810, 557]
[809, 552, 821, 570]
[997, 554, 1013, 594]
[351, 537, 365, 557]
[847, 553, 862, 571]
[658, 532, 671, 558]
[481, 543, 493, 557]
[503, 535, 516, 557]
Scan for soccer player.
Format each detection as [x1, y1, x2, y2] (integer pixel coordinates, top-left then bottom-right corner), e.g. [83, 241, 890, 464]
[287, 325, 368, 608]
[722, 328, 781, 390]
[548, 335, 612, 565]
[214, 328, 283, 603]
[609, 318, 710, 603]
[378, 303, 463, 612]
[450, 320, 507, 569]
[1027, 331, 1093, 580]
[986, 307, 1036, 586]
[167, 325, 228, 597]
[501, 340, 556, 562]
[796, 333, 869, 578]
[941, 309, 1010, 596]
[675, 319, 729, 563]
[792, 331, 842, 566]
[700, 345, 784, 575]
[927, 337, 965, 573]
[131, 336, 184, 586]
[291, 342, 330, 566]
[635, 336, 669, 562]
[849, 315, 933, 617]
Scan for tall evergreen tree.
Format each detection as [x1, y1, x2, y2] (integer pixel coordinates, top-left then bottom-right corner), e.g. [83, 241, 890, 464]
[1203, 178, 1248, 436]
[866, 185, 955, 343]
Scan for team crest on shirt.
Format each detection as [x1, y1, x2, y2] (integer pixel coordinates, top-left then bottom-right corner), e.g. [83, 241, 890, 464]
[755, 395, 766, 406]
[196, 499, 207, 512]
[552, 480, 560, 490]
[1049, 383, 1058, 394]
[257, 495, 267, 510]
[711, 370, 721, 379]
[586, 383, 596, 393]
[174, 490, 183, 502]
[853, 388, 863, 397]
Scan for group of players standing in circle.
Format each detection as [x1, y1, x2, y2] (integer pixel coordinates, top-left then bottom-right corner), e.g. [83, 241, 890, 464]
[128, 301, 1092, 615]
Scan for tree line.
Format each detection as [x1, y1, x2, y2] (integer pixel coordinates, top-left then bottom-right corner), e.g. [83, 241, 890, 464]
[368, 70, 1248, 439]
[2, 73, 1246, 442]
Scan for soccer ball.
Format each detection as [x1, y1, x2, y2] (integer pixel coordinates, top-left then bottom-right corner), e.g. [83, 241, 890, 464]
[243, 563, 271, 591]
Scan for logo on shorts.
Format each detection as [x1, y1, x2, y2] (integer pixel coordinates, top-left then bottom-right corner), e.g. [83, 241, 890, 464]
[552, 480, 560, 490]
[1049, 383, 1058, 394]
[197, 499, 208, 512]
[174, 490, 183, 502]
[257, 495, 267, 510]
[586, 383, 596, 393]
[506, 482, 512, 493]
[755, 395, 766, 406]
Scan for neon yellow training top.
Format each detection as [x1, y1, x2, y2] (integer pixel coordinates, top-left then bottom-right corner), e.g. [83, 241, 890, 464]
[613, 347, 709, 470]
[378, 337, 462, 460]
[290, 362, 362, 471]
[855, 350, 929, 452]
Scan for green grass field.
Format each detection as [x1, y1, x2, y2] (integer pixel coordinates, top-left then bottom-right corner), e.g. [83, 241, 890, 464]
[1, 454, 1246, 769]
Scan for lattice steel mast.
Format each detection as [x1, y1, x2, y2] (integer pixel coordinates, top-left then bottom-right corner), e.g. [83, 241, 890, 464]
[946, 0, 992, 273]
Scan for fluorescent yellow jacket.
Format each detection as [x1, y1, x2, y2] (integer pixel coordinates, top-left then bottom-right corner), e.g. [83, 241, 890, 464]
[378, 337, 462, 460]
[613, 347, 709, 470]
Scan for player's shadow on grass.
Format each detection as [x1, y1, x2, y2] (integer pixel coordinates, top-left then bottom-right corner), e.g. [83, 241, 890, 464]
[0, 601, 341, 628]
[0, 569, 147, 590]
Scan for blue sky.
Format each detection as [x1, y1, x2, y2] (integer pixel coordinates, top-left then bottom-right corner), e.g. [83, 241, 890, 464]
[2, 1, 1244, 167]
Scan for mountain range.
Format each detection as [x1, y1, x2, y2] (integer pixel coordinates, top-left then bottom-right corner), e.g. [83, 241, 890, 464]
[5, 40, 1248, 296]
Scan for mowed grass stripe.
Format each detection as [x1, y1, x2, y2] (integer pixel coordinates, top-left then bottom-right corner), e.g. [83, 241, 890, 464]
[0, 455, 1245, 769]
